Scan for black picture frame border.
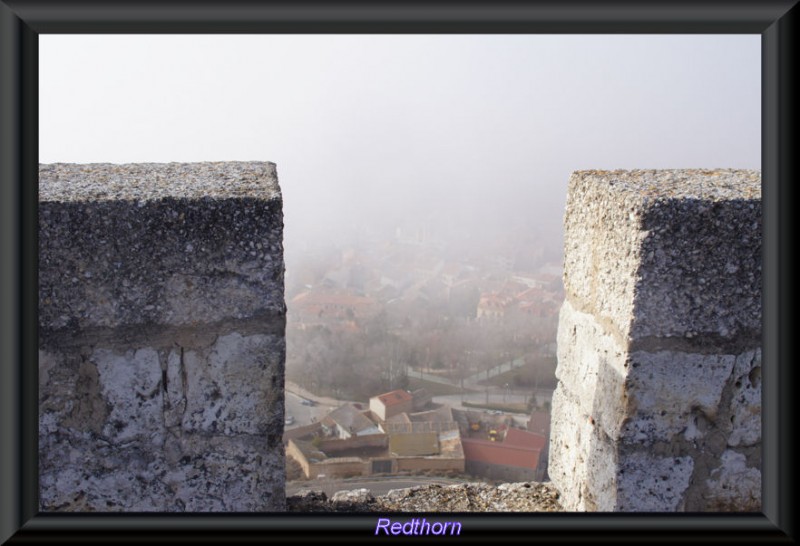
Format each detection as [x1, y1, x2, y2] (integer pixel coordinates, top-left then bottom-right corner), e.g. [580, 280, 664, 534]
[1, 1, 795, 543]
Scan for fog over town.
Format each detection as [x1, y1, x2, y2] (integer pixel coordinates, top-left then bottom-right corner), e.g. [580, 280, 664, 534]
[40, 34, 760, 487]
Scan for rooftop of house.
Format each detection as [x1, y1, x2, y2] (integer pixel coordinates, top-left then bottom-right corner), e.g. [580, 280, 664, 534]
[291, 289, 377, 309]
[503, 428, 547, 450]
[438, 429, 465, 459]
[389, 432, 439, 457]
[289, 439, 327, 463]
[373, 389, 413, 407]
[528, 411, 551, 436]
[406, 405, 454, 424]
[461, 437, 541, 469]
[385, 412, 412, 425]
[324, 404, 379, 433]
[478, 293, 514, 309]
[515, 286, 547, 302]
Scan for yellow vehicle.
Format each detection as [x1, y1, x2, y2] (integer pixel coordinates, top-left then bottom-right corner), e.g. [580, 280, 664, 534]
[488, 429, 498, 441]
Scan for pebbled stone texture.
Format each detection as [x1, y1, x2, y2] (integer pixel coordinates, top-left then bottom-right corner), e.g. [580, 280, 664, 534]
[550, 169, 761, 512]
[39, 162, 286, 512]
[562, 169, 761, 350]
[287, 482, 563, 512]
[39, 163, 283, 335]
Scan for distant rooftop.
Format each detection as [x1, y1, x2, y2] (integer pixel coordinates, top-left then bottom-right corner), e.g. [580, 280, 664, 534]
[407, 406, 454, 424]
[325, 404, 378, 433]
[373, 389, 413, 407]
[504, 428, 547, 450]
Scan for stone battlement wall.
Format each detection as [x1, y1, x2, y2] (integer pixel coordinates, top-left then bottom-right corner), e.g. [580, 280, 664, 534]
[38, 162, 286, 511]
[37, 164, 760, 513]
[549, 169, 762, 511]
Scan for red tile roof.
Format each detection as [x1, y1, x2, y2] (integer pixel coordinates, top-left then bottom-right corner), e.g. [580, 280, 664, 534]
[291, 290, 375, 307]
[461, 437, 540, 469]
[503, 428, 547, 450]
[478, 292, 513, 308]
[527, 412, 551, 436]
[374, 389, 413, 407]
[515, 287, 545, 302]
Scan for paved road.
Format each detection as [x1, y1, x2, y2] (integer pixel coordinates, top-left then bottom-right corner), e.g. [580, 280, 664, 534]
[431, 386, 552, 411]
[284, 380, 365, 429]
[287, 476, 473, 498]
[462, 357, 526, 386]
[285, 390, 333, 429]
[409, 356, 530, 390]
[407, 367, 468, 388]
[285, 378, 552, 431]
[286, 380, 358, 407]
[433, 392, 528, 410]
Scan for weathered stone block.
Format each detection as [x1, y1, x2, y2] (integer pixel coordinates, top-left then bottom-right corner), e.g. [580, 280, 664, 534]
[182, 332, 284, 435]
[549, 385, 612, 511]
[39, 162, 286, 512]
[725, 349, 762, 448]
[556, 300, 748, 446]
[39, 162, 284, 334]
[620, 350, 736, 444]
[703, 450, 761, 510]
[550, 169, 761, 512]
[615, 452, 694, 512]
[92, 347, 164, 444]
[554, 300, 629, 440]
[562, 169, 761, 348]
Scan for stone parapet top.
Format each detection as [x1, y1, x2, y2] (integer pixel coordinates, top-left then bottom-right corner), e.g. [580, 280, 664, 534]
[38, 161, 285, 334]
[287, 482, 563, 512]
[39, 162, 281, 202]
[571, 169, 760, 202]
[563, 168, 761, 345]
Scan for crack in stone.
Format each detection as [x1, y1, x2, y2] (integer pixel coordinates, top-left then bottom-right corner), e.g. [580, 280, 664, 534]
[180, 345, 188, 421]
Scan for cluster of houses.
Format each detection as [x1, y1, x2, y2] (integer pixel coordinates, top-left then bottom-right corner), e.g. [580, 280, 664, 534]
[287, 229, 564, 334]
[475, 280, 562, 321]
[284, 388, 550, 483]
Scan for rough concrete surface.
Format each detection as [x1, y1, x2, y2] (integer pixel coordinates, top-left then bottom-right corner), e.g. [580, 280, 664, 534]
[550, 169, 761, 512]
[39, 162, 286, 511]
[287, 482, 563, 512]
[562, 169, 761, 348]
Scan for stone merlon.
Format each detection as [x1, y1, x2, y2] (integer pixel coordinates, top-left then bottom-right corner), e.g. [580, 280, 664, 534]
[38, 164, 761, 513]
[39, 162, 286, 343]
[39, 162, 287, 512]
[551, 169, 761, 512]
[562, 169, 761, 353]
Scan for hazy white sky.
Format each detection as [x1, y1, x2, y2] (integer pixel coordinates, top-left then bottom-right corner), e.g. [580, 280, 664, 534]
[40, 35, 760, 256]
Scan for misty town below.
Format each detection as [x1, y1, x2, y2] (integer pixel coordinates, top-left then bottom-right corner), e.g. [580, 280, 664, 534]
[283, 218, 561, 489]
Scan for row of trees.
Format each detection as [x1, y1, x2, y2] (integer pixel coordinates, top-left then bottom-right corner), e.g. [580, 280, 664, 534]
[286, 321, 410, 401]
[286, 302, 558, 401]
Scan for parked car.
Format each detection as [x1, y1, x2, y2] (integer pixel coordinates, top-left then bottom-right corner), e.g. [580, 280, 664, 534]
[301, 399, 316, 407]
[285, 415, 294, 425]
